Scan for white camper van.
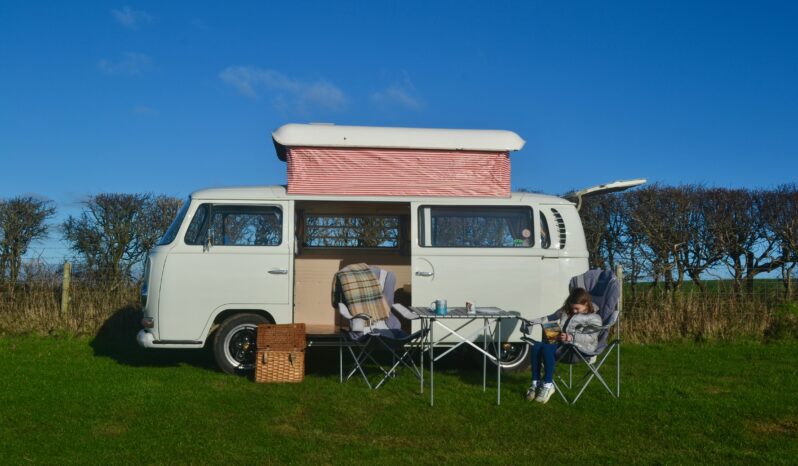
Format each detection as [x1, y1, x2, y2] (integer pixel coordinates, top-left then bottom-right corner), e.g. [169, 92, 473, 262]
[137, 124, 643, 374]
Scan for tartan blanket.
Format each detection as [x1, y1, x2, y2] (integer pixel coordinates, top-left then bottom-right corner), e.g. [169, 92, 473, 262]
[332, 263, 390, 323]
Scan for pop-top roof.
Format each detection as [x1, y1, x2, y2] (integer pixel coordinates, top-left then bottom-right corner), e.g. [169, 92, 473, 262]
[271, 123, 526, 161]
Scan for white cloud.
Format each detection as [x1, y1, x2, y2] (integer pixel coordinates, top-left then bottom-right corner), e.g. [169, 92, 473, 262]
[112, 6, 153, 30]
[219, 66, 348, 112]
[98, 52, 152, 75]
[371, 77, 423, 111]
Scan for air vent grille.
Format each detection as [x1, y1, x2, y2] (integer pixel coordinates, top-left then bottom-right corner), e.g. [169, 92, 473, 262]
[551, 209, 566, 249]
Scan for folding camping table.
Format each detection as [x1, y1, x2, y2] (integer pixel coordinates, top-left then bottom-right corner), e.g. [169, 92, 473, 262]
[409, 306, 520, 406]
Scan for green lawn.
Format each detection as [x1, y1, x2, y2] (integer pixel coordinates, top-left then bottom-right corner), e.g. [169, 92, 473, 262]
[0, 335, 796, 465]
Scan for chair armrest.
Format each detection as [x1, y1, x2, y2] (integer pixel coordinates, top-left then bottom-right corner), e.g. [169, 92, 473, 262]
[352, 313, 375, 323]
[391, 303, 418, 320]
[337, 302, 354, 320]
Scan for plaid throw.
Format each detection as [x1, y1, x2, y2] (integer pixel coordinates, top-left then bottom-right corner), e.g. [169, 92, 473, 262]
[332, 263, 390, 322]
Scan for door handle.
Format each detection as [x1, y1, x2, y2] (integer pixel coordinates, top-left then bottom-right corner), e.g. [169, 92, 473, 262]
[415, 271, 434, 277]
[268, 268, 288, 275]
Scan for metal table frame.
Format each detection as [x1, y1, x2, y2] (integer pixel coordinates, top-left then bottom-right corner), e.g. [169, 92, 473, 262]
[410, 306, 519, 406]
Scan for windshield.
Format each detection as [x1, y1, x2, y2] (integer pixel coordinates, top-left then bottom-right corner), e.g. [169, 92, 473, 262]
[157, 198, 191, 246]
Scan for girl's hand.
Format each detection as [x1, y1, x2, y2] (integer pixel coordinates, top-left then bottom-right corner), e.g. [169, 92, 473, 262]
[558, 333, 572, 343]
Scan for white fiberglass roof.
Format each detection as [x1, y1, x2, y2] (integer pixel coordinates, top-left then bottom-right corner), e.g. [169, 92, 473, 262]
[190, 185, 569, 204]
[271, 123, 526, 161]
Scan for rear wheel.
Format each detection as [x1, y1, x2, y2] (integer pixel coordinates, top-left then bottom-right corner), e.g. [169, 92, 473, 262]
[486, 341, 530, 372]
[213, 313, 270, 375]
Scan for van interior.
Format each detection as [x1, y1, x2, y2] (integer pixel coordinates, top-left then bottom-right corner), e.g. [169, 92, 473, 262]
[293, 201, 412, 335]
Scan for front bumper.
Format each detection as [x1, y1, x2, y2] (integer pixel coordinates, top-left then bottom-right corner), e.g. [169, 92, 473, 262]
[137, 329, 156, 348]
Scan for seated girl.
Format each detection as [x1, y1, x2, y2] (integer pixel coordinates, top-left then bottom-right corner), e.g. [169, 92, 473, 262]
[524, 287, 603, 404]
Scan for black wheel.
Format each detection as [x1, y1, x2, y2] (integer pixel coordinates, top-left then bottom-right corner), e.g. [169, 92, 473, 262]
[482, 341, 530, 372]
[213, 313, 270, 375]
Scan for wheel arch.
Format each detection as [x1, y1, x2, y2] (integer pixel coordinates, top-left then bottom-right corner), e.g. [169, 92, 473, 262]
[200, 307, 276, 344]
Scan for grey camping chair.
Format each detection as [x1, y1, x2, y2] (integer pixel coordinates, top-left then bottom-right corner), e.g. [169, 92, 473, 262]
[336, 266, 425, 389]
[521, 268, 622, 404]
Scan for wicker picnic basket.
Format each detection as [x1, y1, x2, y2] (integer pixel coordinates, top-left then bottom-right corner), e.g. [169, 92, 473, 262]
[257, 323, 307, 350]
[255, 323, 306, 383]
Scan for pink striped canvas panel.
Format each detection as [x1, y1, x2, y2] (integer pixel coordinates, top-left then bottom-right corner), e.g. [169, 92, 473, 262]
[286, 147, 511, 197]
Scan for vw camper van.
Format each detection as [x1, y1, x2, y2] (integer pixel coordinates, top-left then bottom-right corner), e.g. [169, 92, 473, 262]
[137, 124, 643, 374]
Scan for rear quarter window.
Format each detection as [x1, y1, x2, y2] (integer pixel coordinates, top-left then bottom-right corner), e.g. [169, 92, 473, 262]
[418, 205, 534, 248]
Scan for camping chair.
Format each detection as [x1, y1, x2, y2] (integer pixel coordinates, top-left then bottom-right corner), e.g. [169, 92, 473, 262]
[521, 268, 621, 404]
[336, 265, 425, 389]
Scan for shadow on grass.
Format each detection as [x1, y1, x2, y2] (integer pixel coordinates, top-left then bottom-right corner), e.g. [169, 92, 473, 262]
[89, 305, 216, 371]
[90, 306, 498, 382]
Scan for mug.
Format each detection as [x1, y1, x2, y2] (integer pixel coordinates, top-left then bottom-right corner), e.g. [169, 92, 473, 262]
[430, 299, 448, 316]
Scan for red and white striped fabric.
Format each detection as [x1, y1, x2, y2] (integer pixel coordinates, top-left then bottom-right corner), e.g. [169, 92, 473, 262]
[286, 147, 511, 197]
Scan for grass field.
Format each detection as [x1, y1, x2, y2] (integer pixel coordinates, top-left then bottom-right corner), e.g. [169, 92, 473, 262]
[1, 335, 797, 465]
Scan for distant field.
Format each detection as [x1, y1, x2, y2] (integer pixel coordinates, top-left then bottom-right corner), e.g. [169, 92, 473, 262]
[1, 336, 796, 464]
[627, 278, 788, 295]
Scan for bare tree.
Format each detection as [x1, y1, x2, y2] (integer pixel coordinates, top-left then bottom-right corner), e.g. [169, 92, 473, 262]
[624, 185, 687, 291]
[703, 188, 782, 294]
[138, 195, 183, 253]
[761, 184, 798, 296]
[0, 196, 56, 292]
[677, 186, 724, 293]
[581, 194, 626, 269]
[62, 193, 180, 285]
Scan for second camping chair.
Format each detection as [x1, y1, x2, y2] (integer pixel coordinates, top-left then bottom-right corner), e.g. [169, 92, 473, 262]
[334, 263, 425, 389]
[521, 268, 622, 404]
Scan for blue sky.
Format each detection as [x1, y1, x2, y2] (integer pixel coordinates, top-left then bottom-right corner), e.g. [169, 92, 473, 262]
[1, 1, 797, 259]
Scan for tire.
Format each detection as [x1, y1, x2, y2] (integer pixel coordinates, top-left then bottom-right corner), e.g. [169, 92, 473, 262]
[481, 341, 531, 372]
[213, 313, 270, 375]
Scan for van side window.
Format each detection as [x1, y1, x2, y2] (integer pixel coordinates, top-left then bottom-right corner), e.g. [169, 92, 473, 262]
[158, 198, 190, 246]
[303, 214, 400, 249]
[184, 204, 282, 246]
[418, 206, 533, 248]
[539, 211, 551, 249]
[184, 204, 210, 245]
[210, 206, 282, 246]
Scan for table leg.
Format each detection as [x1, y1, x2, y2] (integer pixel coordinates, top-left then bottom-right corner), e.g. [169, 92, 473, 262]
[497, 318, 502, 405]
[430, 318, 435, 407]
[482, 318, 487, 391]
[419, 319, 425, 394]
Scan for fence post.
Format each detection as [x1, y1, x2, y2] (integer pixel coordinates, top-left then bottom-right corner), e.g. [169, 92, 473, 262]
[61, 261, 71, 316]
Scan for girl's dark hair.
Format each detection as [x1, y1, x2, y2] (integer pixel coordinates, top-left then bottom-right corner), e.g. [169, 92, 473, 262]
[562, 287, 594, 314]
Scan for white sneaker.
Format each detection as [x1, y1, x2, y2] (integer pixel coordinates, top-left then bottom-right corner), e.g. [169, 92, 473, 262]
[535, 383, 555, 404]
[525, 382, 539, 401]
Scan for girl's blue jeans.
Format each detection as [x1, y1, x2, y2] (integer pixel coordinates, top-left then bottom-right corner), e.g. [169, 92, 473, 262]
[530, 342, 557, 383]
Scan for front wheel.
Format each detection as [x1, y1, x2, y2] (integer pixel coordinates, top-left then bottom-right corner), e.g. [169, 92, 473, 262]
[213, 313, 270, 375]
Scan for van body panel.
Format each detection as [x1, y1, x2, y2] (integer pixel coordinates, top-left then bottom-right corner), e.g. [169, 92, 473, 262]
[156, 199, 294, 341]
[410, 201, 544, 342]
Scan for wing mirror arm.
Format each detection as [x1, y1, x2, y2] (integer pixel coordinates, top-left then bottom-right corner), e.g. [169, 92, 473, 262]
[203, 231, 213, 252]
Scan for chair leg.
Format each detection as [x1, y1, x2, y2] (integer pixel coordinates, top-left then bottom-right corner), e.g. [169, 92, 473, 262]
[571, 347, 618, 404]
[616, 341, 621, 399]
[345, 344, 373, 389]
[371, 339, 423, 389]
[569, 365, 573, 389]
[339, 336, 344, 384]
